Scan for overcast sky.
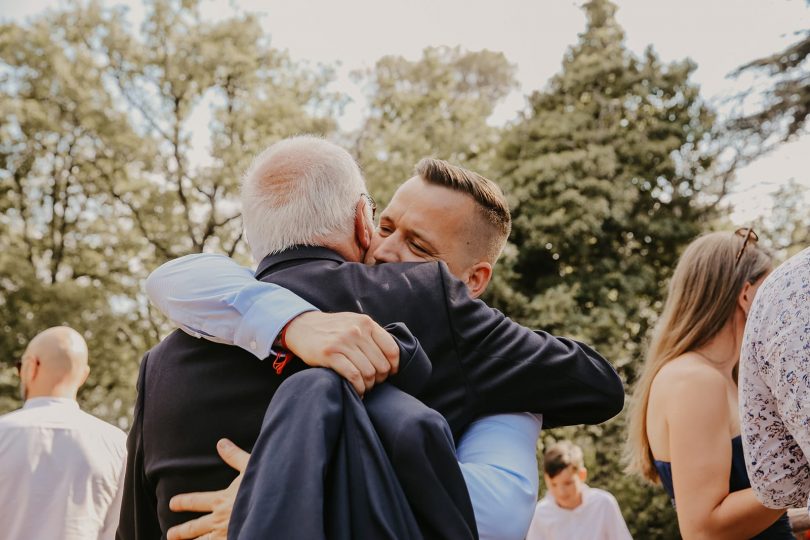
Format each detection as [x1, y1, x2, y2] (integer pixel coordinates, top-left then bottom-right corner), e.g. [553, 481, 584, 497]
[3, 0, 809, 225]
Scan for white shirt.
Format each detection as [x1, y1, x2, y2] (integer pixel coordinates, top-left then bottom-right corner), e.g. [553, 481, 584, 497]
[0, 397, 127, 540]
[739, 246, 810, 509]
[526, 485, 633, 540]
[146, 253, 543, 540]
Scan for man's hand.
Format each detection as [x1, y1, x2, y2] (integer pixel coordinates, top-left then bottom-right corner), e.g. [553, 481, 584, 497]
[167, 439, 250, 540]
[284, 311, 400, 395]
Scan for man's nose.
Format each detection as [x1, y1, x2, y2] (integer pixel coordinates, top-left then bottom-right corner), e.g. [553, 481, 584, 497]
[372, 233, 401, 264]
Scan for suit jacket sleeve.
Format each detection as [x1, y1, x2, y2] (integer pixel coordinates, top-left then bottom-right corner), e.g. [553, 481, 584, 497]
[384, 322, 432, 396]
[438, 264, 624, 428]
[116, 353, 162, 540]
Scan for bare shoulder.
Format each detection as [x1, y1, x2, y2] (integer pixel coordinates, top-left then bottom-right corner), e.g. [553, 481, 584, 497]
[649, 355, 732, 461]
[653, 354, 727, 407]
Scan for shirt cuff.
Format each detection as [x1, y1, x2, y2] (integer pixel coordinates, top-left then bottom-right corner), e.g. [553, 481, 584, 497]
[232, 293, 317, 360]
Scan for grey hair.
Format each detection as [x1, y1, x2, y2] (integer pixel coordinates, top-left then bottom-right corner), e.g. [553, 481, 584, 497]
[241, 136, 367, 262]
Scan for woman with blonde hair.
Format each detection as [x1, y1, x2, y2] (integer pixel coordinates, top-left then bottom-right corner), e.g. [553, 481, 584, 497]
[625, 229, 790, 539]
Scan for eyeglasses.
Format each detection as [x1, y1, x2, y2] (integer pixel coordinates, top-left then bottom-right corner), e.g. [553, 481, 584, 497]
[734, 227, 759, 266]
[360, 193, 377, 220]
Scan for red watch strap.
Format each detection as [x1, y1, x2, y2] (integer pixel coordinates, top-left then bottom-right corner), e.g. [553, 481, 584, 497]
[272, 351, 292, 375]
[272, 323, 293, 375]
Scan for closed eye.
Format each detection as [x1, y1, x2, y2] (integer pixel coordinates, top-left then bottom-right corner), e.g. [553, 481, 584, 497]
[409, 241, 432, 256]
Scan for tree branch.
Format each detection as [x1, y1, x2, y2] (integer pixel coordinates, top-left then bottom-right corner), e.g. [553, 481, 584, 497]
[225, 227, 244, 258]
[108, 186, 175, 260]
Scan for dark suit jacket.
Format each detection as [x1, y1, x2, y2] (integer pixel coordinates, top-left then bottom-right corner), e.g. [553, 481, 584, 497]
[118, 246, 624, 538]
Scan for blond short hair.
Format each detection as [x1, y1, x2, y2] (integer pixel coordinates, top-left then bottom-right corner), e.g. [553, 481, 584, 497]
[415, 158, 511, 264]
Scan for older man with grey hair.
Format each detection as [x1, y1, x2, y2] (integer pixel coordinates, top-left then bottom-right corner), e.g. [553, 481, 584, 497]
[240, 137, 372, 262]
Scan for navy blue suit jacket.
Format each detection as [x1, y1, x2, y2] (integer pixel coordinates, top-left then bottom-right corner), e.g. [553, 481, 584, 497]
[251, 246, 624, 435]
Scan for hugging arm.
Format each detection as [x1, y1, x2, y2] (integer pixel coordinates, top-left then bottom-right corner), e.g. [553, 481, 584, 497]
[146, 254, 401, 394]
[146, 254, 316, 359]
[438, 265, 625, 428]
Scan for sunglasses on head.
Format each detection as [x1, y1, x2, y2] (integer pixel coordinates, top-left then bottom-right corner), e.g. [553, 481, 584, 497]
[734, 227, 758, 267]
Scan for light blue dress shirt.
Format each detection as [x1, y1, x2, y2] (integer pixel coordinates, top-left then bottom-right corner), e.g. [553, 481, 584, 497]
[146, 253, 542, 540]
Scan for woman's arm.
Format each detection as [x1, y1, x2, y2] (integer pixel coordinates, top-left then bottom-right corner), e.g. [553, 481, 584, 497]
[667, 365, 785, 540]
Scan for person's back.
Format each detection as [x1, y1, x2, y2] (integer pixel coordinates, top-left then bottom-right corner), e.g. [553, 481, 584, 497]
[739, 246, 810, 511]
[626, 230, 791, 539]
[0, 326, 126, 540]
[0, 398, 126, 539]
[129, 329, 291, 533]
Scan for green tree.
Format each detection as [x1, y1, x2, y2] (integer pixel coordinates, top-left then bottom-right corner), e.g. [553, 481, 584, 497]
[0, 0, 341, 424]
[98, 0, 341, 260]
[0, 4, 157, 424]
[352, 46, 517, 204]
[494, 1, 723, 536]
[730, 22, 810, 148]
[764, 179, 810, 258]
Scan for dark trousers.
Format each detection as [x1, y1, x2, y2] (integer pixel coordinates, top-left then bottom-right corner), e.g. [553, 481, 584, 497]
[228, 369, 477, 540]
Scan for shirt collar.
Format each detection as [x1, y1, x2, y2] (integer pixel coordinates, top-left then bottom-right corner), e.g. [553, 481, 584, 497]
[255, 245, 346, 280]
[547, 484, 592, 511]
[23, 397, 80, 410]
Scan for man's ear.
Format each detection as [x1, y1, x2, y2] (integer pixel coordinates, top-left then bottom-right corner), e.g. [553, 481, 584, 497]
[80, 365, 90, 387]
[354, 199, 372, 251]
[578, 467, 588, 482]
[28, 356, 40, 382]
[463, 262, 493, 299]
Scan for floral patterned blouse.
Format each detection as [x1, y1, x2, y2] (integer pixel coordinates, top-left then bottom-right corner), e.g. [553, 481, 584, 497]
[740, 246, 810, 509]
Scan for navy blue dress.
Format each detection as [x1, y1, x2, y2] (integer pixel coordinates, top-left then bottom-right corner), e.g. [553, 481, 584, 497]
[653, 436, 792, 539]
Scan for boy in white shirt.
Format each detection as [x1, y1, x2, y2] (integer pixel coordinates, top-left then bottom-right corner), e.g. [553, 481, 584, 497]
[526, 441, 632, 540]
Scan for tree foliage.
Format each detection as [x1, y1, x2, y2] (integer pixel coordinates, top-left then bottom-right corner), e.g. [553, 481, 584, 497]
[764, 179, 810, 258]
[490, 0, 724, 535]
[352, 46, 517, 204]
[0, 0, 339, 424]
[731, 24, 810, 146]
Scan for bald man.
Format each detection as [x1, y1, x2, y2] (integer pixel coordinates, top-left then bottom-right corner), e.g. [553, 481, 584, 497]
[0, 326, 127, 540]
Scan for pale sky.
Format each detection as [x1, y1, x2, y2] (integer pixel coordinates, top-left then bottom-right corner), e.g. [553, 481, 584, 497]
[3, 0, 809, 225]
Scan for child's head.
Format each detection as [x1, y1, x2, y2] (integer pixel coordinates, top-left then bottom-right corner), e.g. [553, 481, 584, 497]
[543, 440, 587, 509]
